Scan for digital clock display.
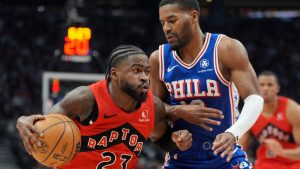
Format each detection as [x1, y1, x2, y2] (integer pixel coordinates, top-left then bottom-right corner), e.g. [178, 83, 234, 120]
[64, 27, 91, 56]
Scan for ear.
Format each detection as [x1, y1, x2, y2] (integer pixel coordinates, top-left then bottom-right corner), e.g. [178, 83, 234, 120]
[110, 67, 118, 80]
[191, 10, 199, 22]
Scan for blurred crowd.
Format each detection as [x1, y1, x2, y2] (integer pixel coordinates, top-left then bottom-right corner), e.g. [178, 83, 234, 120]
[1, 3, 300, 169]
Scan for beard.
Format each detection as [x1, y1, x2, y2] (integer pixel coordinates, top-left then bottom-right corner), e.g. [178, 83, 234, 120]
[168, 33, 191, 50]
[120, 81, 148, 103]
[168, 21, 193, 50]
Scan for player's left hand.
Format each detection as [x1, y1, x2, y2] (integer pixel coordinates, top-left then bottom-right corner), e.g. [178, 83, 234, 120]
[172, 130, 193, 151]
[212, 132, 236, 162]
[264, 138, 284, 156]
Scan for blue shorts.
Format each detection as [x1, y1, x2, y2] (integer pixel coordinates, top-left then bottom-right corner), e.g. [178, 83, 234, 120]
[163, 140, 252, 169]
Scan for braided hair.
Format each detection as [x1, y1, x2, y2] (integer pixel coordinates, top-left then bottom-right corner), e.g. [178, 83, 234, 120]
[105, 45, 147, 82]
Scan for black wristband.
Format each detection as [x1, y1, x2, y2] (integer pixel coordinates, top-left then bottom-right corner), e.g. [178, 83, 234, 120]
[153, 127, 177, 152]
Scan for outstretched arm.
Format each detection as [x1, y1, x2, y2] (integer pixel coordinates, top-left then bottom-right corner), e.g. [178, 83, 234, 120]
[212, 36, 263, 161]
[150, 96, 192, 151]
[16, 86, 95, 155]
[223, 38, 263, 138]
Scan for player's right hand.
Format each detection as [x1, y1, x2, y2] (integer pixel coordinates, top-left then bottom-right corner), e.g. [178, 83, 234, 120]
[173, 105, 224, 131]
[172, 130, 192, 151]
[16, 114, 45, 155]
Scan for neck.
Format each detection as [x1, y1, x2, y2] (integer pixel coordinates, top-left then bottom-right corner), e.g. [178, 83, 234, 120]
[108, 82, 138, 113]
[263, 96, 278, 116]
[178, 29, 204, 63]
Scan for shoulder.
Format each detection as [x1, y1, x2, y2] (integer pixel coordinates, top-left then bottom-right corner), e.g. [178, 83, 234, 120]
[149, 50, 160, 78]
[286, 98, 300, 111]
[149, 50, 159, 63]
[286, 98, 300, 126]
[218, 35, 243, 50]
[69, 86, 94, 100]
[60, 86, 95, 115]
[47, 85, 95, 119]
[149, 44, 171, 63]
[218, 35, 247, 59]
[218, 35, 250, 69]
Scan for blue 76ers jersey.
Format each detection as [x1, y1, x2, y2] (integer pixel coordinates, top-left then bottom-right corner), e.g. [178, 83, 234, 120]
[159, 33, 240, 141]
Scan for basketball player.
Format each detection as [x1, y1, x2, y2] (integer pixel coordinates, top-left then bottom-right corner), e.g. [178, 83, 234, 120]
[16, 45, 193, 169]
[239, 71, 300, 169]
[149, 0, 264, 168]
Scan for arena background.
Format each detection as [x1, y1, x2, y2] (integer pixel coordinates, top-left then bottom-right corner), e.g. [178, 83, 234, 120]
[1, 0, 300, 168]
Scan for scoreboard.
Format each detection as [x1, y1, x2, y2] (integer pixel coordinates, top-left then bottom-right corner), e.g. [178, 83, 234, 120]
[61, 27, 92, 63]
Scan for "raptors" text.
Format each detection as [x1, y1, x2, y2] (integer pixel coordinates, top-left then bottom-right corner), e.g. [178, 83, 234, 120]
[80, 123, 147, 156]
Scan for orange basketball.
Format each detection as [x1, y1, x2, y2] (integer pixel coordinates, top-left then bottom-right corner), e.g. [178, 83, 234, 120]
[31, 114, 81, 167]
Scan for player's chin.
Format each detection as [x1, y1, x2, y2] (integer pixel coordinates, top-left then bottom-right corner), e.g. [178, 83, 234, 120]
[137, 91, 148, 102]
[167, 39, 176, 45]
[261, 94, 270, 100]
[169, 42, 180, 50]
[141, 90, 148, 97]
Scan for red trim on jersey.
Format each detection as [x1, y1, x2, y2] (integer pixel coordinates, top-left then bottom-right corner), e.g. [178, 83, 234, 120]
[173, 33, 211, 69]
[214, 35, 229, 86]
[164, 152, 170, 167]
[228, 83, 235, 125]
[159, 45, 164, 81]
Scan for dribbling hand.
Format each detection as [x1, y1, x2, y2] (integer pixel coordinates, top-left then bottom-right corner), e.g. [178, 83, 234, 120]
[212, 132, 236, 162]
[16, 114, 45, 155]
[172, 130, 192, 151]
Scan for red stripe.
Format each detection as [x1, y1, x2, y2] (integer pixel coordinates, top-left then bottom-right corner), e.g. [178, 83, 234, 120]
[159, 45, 164, 80]
[229, 83, 235, 125]
[164, 152, 170, 167]
[214, 35, 229, 85]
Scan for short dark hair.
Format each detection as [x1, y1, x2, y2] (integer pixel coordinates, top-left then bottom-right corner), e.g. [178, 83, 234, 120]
[159, 0, 200, 14]
[258, 70, 279, 84]
[105, 45, 147, 82]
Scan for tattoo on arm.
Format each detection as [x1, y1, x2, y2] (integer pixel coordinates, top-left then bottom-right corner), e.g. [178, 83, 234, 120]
[49, 86, 95, 120]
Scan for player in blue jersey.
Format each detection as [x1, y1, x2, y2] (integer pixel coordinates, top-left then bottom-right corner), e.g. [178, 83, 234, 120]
[149, 0, 264, 168]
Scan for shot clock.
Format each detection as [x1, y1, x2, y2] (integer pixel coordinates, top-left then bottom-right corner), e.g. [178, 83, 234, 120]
[62, 27, 92, 63]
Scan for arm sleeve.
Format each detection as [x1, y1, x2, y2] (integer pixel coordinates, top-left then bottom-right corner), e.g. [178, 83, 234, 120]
[225, 94, 264, 140]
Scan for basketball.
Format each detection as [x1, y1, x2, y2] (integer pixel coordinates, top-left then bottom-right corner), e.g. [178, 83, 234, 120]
[31, 114, 81, 167]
